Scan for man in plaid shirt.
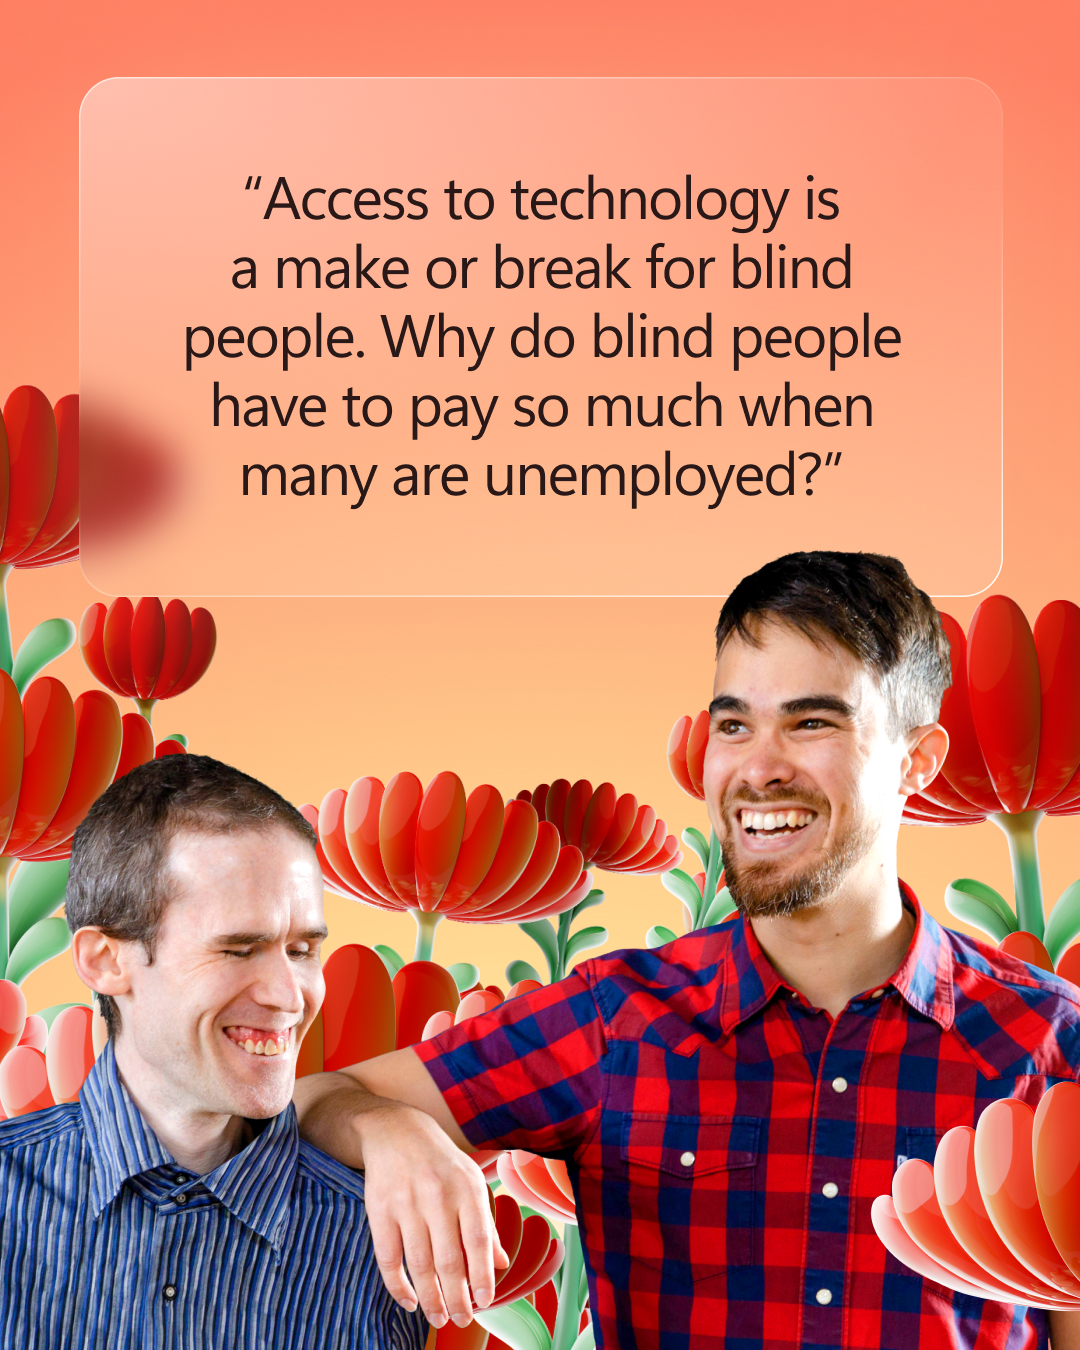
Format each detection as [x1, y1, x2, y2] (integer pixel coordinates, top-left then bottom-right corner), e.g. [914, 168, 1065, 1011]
[296, 552, 1080, 1349]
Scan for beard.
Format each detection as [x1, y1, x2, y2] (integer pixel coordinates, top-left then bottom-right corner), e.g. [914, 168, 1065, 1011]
[717, 792, 877, 920]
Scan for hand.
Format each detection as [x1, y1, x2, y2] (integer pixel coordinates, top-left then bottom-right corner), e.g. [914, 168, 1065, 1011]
[295, 1071, 508, 1327]
[358, 1098, 509, 1327]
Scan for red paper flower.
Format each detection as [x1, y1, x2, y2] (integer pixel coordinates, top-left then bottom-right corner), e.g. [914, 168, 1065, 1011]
[515, 779, 681, 875]
[306, 773, 591, 960]
[79, 597, 217, 717]
[0, 674, 122, 861]
[901, 598, 1080, 824]
[497, 1150, 578, 1226]
[668, 711, 711, 803]
[0, 387, 79, 570]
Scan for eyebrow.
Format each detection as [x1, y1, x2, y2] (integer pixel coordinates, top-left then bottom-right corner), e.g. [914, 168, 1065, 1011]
[709, 694, 856, 718]
[213, 928, 329, 945]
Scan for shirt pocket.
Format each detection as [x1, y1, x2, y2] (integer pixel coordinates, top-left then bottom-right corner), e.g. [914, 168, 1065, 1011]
[618, 1112, 761, 1284]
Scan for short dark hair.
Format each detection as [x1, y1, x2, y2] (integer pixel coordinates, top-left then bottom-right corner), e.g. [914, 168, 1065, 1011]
[65, 754, 317, 1038]
[715, 551, 951, 736]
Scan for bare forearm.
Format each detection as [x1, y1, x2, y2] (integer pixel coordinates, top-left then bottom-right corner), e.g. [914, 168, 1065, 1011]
[1050, 1312, 1080, 1348]
[292, 1070, 396, 1169]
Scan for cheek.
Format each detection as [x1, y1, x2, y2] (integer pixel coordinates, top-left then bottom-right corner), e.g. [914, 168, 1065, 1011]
[701, 738, 730, 802]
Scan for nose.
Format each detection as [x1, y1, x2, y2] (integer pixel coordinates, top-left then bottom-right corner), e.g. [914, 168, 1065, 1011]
[737, 727, 798, 793]
[251, 948, 309, 1016]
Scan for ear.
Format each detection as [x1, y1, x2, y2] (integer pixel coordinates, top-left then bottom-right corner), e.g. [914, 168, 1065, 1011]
[900, 723, 950, 796]
[70, 927, 134, 1000]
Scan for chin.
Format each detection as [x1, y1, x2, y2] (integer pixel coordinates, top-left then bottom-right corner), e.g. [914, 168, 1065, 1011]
[219, 1065, 296, 1121]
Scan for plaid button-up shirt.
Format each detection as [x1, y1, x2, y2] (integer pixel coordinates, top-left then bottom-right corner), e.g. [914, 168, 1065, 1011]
[417, 885, 1080, 1350]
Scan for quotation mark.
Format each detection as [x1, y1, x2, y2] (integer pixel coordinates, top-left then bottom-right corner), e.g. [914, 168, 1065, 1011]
[244, 176, 262, 190]
[825, 452, 841, 466]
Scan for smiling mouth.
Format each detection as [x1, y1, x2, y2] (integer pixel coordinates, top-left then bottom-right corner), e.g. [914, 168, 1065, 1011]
[738, 808, 817, 838]
[223, 1026, 294, 1057]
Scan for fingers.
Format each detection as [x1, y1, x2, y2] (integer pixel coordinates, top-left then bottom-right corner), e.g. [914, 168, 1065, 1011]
[400, 1223, 450, 1329]
[460, 1192, 500, 1308]
[427, 1219, 474, 1326]
[368, 1217, 419, 1314]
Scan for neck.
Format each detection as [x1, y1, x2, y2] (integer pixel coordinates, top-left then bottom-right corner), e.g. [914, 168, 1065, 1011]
[747, 859, 914, 1018]
[112, 1040, 251, 1175]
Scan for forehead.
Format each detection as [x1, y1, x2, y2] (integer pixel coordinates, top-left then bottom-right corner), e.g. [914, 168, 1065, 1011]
[713, 619, 880, 707]
[161, 826, 324, 928]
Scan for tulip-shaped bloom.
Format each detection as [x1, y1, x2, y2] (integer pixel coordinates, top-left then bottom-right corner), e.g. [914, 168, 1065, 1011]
[307, 773, 591, 961]
[79, 597, 217, 724]
[0, 387, 80, 571]
[0, 387, 81, 681]
[0, 675, 122, 990]
[902, 598, 1080, 951]
[872, 1088, 1080, 1308]
[515, 779, 681, 876]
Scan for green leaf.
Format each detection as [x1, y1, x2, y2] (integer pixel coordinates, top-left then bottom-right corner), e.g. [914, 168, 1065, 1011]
[506, 958, 543, 986]
[11, 618, 77, 696]
[8, 859, 70, 951]
[944, 879, 1018, 944]
[373, 944, 404, 979]
[661, 867, 705, 929]
[565, 925, 608, 964]
[5, 917, 72, 986]
[570, 888, 605, 923]
[680, 826, 711, 871]
[162, 732, 189, 748]
[699, 887, 736, 929]
[519, 918, 560, 982]
[1045, 880, 1080, 965]
[569, 1326, 595, 1350]
[447, 961, 481, 993]
[34, 1002, 91, 1030]
[475, 1298, 552, 1350]
[646, 925, 678, 949]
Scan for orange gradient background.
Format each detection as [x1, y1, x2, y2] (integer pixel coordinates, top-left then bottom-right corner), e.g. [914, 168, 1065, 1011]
[80, 77, 1001, 597]
[0, 0, 1077, 1015]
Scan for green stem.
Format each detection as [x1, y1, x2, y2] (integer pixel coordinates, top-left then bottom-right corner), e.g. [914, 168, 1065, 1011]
[554, 910, 573, 982]
[0, 856, 14, 977]
[134, 697, 156, 726]
[991, 811, 1046, 940]
[551, 1224, 585, 1350]
[700, 829, 723, 929]
[0, 564, 12, 677]
[411, 909, 443, 963]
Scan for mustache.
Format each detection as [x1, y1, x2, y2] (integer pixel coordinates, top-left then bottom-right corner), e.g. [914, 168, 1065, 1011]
[722, 788, 829, 814]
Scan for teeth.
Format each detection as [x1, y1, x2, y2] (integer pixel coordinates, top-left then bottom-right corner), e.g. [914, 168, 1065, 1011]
[740, 809, 816, 832]
[232, 1030, 290, 1057]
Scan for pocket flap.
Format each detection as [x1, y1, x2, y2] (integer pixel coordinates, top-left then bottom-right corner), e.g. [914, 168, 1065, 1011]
[620, 1112, 760, 1177]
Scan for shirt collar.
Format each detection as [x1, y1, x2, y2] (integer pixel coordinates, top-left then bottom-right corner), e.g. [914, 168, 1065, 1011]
[716, 880, 955, 1033]
[80, 1039, 299, 1252]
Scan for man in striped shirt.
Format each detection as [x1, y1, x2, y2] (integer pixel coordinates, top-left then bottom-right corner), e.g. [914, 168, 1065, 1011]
[0, 754, 426, 1350]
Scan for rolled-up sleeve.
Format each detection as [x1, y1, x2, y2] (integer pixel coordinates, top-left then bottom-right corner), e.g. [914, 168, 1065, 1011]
[413, 971, 607, 1158]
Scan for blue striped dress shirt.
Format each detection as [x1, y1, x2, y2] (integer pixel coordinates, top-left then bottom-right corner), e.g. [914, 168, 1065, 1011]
[0, 1040, 427, 1349]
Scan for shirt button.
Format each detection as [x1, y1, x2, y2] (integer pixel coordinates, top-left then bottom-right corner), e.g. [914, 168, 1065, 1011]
[831, 1076, 848, 1093]
[815, 1288, 833, 1305]
[163, 1285, 177, 1301]
[822, 1182, 839, 1198]
[872, 988, 885, 998]
[680, 1151, 695, 1168]
[176, 1194, 187, 1205]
